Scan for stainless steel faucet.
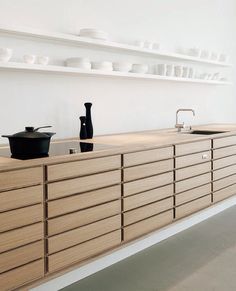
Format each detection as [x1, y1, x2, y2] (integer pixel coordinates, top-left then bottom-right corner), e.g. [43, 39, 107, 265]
[175, 108, 195, 132]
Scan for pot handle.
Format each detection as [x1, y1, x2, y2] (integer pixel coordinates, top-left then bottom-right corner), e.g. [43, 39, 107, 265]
[1, 135, 10, 138]
[34, 126, 52, 132]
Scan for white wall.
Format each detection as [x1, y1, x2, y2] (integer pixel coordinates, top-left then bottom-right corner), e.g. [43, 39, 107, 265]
[0, 0, 235, 142]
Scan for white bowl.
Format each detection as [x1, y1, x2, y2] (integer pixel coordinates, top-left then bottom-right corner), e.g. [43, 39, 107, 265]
[131, 64, 148, 74]
[79, 28, 108, 40]
[23, 54, 36, 64]
[0, 48, 12, 63]
[38, 56, 49, 66]
[65, 57, 91, 69]
[113, 62, 132, 72]
[92, 61, 113, 71]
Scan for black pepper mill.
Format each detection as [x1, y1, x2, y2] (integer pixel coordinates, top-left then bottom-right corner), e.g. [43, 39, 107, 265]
[84, 102, 93, 138]
[79, 116, 87, 139]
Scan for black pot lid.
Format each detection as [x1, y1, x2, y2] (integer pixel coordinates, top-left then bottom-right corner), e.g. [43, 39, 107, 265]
[7, 126, 53, 139]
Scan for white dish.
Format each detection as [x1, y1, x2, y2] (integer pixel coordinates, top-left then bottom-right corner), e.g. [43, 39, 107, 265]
[92, 61, 113, 71]
[38, 56, 49, 66]
[65, 58, 91, 69]
[113, 62, 132, 72]
[131, 64, 148, 74]
[0, 48, 12, 63]
[79, 28, 108, 40]
[23, 54, 36, 64]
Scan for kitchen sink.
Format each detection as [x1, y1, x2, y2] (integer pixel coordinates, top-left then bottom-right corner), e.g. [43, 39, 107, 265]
[188, 130, 226, 135]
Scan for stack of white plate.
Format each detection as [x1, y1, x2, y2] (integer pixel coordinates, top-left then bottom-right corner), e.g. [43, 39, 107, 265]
[92, 61, 113, 71]
[65, 58, 91, 70]
[113, 62, 132, 72]
[79, 28, 108, 40]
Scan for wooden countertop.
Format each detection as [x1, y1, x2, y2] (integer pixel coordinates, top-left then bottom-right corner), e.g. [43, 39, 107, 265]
[1, 123, 236, 171]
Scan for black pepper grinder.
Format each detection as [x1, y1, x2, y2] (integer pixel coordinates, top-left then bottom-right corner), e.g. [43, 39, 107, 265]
[84, 102, 93, 138]
[79, 116, 87, 139]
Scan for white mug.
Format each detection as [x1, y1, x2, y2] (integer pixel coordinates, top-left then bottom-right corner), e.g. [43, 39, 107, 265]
[174, 65, 183, 77]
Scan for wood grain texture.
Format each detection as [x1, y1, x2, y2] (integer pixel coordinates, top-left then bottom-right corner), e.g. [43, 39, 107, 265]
[0, 222, 43, 253]
[213, 164, 236, 180]
[213, 135, 236, 149]
[47, 200, 121, 236]
[47, 185, 121, 218]
[213, 144, 236, 159]
[0, 204, 43, 232]
[124, 210, 173, 241]
[213, 155, 236, 170]
[48, 215, 121, 254]
[175, 151, 211, 168]
[47, 170, 121, 200]
[123, 159, 173, 182]
[175, 195, 211, 219]
[123, 146, 173, 167]
[175, 173, 211, 194]
[48, 230, 121, 272]
[175, 184, 211, 206]
[47, 155, 121, 181]
[0, 185, 42, 213]
[213, 174, 236, 191]
[123, 184, 173, 211]
[0, 167, 43, 191]
[123, 197, 173, 226]
[0, 240, 44, 273]
[175, 140, 211, 156]
[124, 172, 173, 196]
[175, 162, 211, 181]
[213, 184, 236, 203]
[0, 259, 44, 291]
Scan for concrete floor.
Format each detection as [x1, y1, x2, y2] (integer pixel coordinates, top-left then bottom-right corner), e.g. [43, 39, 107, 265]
[62, 205, 236, 291]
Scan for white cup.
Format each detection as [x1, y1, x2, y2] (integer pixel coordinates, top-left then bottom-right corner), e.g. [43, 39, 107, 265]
[156, 64, 167, 76]
[188, 67, 195, 78]
[166, 64, 174, 76]
[23, 54, 36, 64]
[174, 65, 183, 77]
[38, 56, 49, 65]
[182, 66, 189, 78]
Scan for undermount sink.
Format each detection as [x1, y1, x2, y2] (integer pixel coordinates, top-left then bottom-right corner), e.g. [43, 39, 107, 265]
[188, 130, 226, 135]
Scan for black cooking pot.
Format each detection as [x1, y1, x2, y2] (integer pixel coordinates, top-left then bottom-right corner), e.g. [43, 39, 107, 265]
[2, 126, 56, 158]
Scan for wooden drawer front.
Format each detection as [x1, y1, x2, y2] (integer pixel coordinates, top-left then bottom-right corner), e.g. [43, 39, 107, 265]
[213, 164, 236, 180]
[0, 240, 44, 273]
[0, 204, 43, 233]
[175, 162, 211, 181]
[0, 259, 44, 291]
[213, 174, 236, 191]
[0, 167, 42, 192]
[47, 200, 121, 236]
[48, 215, 121, 254]
[123, 147, 173, 167]
[124, 172, 173, 197]
[124, 197, 173, 226]
[213, 135, 236, 149]
[213, 184, 236, 203]
[0, 223, 43, 253]
[175, 184, 211, 206]
[213, 145, 236, 159]
[123, 184, 173, 211]
[48, 230, 121, 272]
[175, 151, 211, 169]
[48, 185, 121, 218]
[47, 155, 121, 181]
[123, 159, 173, 182]
[175, 195, 211, 219]
[48, 170, 121, 200]
[213, 155, 236, 170]
[175, 173, 211, 194]
[0, 185, 42, 213]
[124, 210, 173, 241]
[175, 140, 211, 156]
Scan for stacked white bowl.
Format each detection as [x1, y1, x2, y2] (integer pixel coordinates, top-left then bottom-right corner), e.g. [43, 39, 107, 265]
[92, 61, 113, 71]
[0, 48, 12, 63]
[113, 62, 132, 72]
[131, 64, 148, 74]
[79, 28, 108, 41]
[65, 58, 91, 70]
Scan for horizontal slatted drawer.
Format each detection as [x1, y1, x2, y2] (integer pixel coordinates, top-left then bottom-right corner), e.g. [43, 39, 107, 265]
[0, 240, 44, 273]
[123, 147, 173, 167]
[0, 222, 43, 253]
[213, 155, 236, 170]
[175, 151, 211, 168]
[0, 204, 43, 232]
[48, 170, 121, 200]
[48, 230, 121, 272]
[123, 159, 173, 182]
[124, 172, 173, 196]
[213, 145, 236, 159]
[48, 215, 121, 254]
[213, 164, 236, 180]
[124, 210, 173, 241]
[213, 135, 236, 149]
[175, 162, 211, 181]
[123, 184, 173, 211]
[0, 167, 42, 192]
[47, 200, 121, 236]
[213, 174, 236, 191]
[175, 140, 211, 156]
[175, 173, 211, 193]
[123, 197, 173, 226]
[0, 259, 44, 291]
[47, 185, 121, 218]
[47, 155, 121, 181]
[213, 184, 236, 203]
[175, 195, 211, 219]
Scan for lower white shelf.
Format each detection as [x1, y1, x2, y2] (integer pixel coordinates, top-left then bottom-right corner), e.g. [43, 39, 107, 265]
[0, 62, 231, 85]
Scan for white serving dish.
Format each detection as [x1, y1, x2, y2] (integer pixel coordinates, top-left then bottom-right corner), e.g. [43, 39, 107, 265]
[65, 58, 91, 69]
[0, 48, 12, 63]
[92, 61, 113, 71]
[113, 62, 132, 72]
[131, 64, 148, 74]
[79, 28, 108, 40]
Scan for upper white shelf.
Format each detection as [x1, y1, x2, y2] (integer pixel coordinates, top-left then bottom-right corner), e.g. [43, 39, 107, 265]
[0, 25, 232, 68]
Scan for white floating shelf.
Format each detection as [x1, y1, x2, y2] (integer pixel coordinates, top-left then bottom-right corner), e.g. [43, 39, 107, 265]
[0, 62, 231, 85]
[0, 25, 232, 68]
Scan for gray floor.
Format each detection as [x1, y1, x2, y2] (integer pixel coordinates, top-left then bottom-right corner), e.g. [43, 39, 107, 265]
[62, 206, 236, 291]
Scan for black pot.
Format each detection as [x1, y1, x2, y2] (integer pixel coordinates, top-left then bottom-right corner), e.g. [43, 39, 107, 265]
[2, 126, 56, 158]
